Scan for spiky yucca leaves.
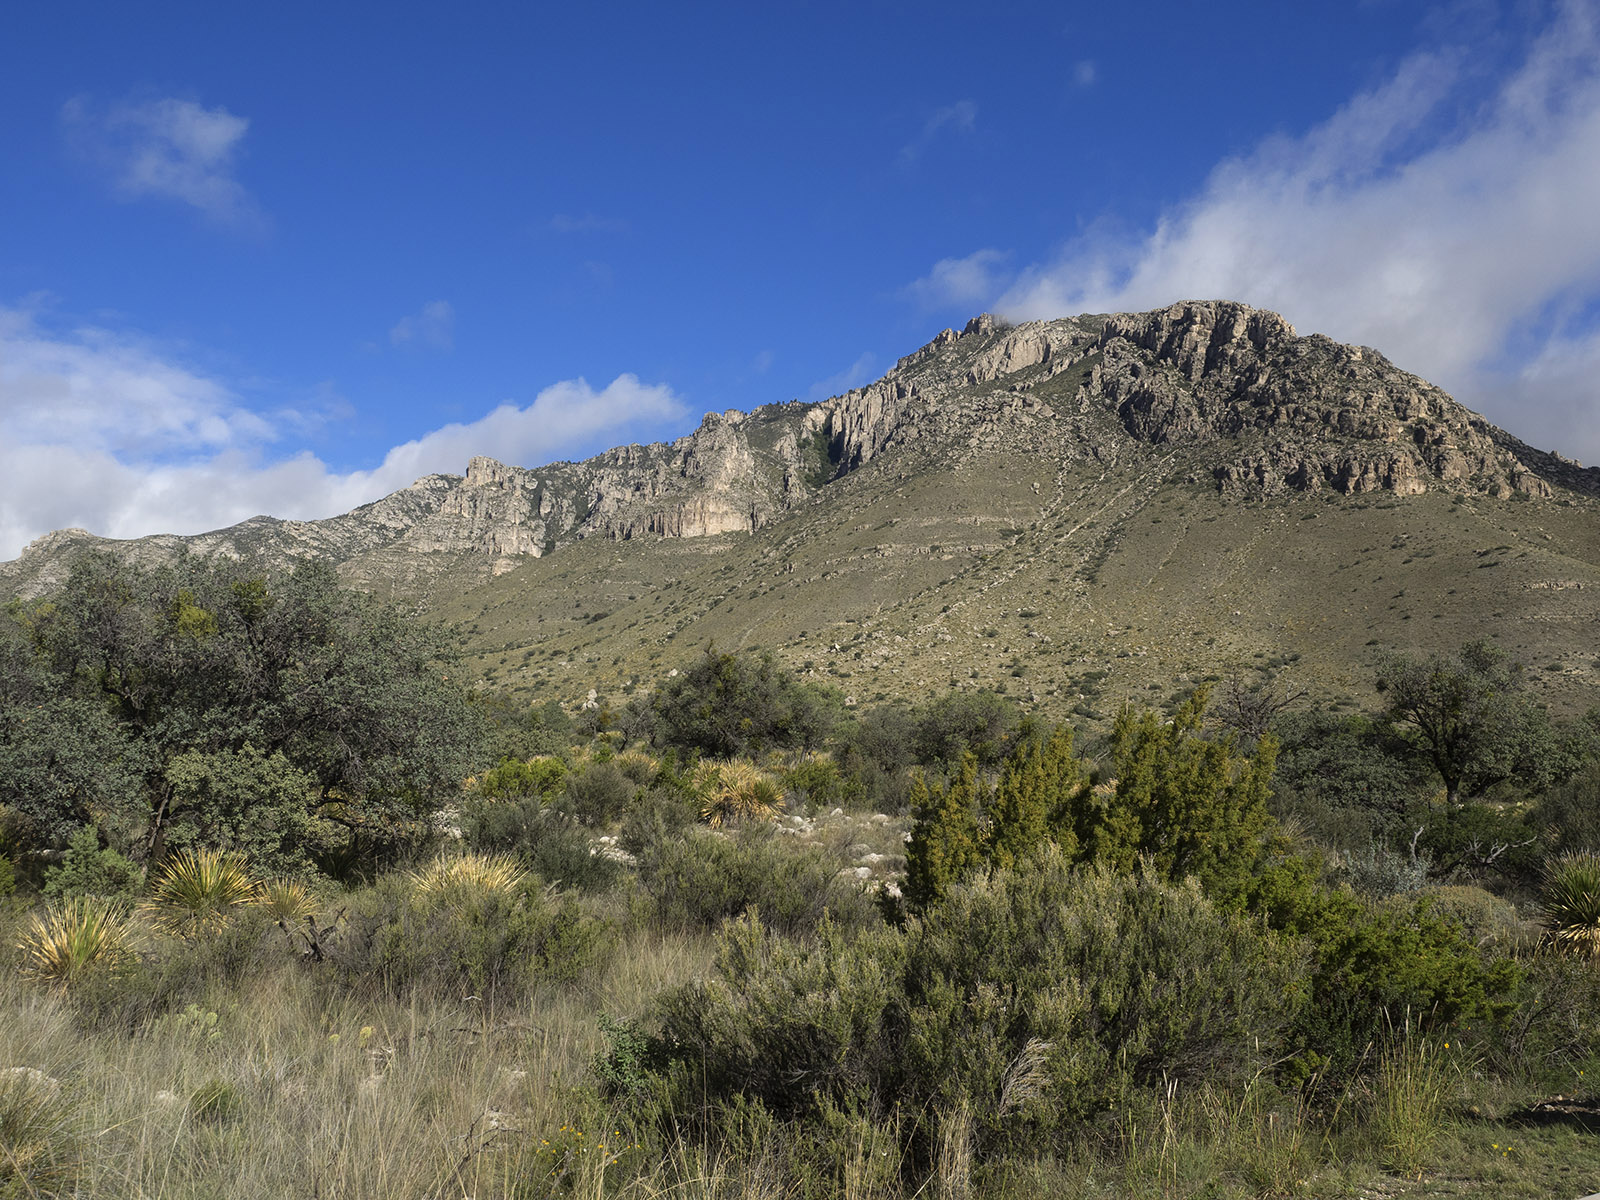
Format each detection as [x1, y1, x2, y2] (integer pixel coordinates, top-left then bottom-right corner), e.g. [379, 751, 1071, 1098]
[407, 852, 528, 905]
[17, 897, 135, 987]
[253, 877, 317, 925]
[142, 849, 258, 936]
[1541, 852, 1600, 958]
[697, 759, 785, 828]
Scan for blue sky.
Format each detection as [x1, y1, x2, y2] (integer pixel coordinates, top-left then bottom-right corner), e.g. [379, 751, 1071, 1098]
[3, 0, 1599, 558]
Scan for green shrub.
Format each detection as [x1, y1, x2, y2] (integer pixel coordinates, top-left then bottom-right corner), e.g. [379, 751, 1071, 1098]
[1416, 802, 1542, 885]
[914, 691, 1019, 768]
[474, 756, 567, 801]
[65, 909, 277, 1032]
[655, 850, 1301, 1156]
[654, 648, 837, 758]
[1533, 762, 1600, 854]
[331, 873, 608, 1001]
[1490, 952, 1600, 1081]
[1250, 856, 1518, 1083]
[637, 823, 876, 936]
[560, 761, 637, 828]
[462, 794, 621, 892]
[41, 827, 140, 900]
[781, 756, 845, 811]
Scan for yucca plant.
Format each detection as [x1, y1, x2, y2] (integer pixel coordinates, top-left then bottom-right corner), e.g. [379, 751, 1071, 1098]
[697, 759, 785, 828]
[253, 877, 318, 925]
[407, 852, 528, 905]
[1541, 851, 1600, 958]
[142, 849, 258, 936]
[17, 896, 135, 987]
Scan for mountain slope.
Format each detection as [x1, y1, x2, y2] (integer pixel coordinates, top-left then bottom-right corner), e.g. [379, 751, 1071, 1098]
[7, 300, 1599, 715]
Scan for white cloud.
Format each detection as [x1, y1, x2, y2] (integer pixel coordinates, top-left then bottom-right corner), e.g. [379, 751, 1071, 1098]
[902, 248, 1012, 311]
[914, 2, 1600, 460]
[1072, 60, 1097, 88]
[0, 304, 271, 455]
[63, 95, 262, 228]
[0, 307, 689, 560]
[389, 300, 455, 350]
[899, 100, 978, 165]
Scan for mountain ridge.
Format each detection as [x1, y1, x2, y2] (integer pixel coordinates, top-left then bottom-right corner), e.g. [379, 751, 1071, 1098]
[5, 299, 1593, 606]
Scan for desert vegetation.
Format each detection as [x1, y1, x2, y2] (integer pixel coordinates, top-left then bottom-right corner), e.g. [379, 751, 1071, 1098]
[1, 557, 1598, 1197]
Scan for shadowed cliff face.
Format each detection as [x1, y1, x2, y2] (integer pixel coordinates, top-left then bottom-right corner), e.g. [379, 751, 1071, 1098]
[5, 299, 1595, 602]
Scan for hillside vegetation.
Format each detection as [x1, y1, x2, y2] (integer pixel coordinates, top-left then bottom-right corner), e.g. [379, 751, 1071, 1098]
[8, 301, 1600, 726]
[1, 558, 1599, 1197]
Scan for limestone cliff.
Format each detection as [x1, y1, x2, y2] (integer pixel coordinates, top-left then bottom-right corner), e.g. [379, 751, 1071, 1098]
[4, 300, 1593, 601]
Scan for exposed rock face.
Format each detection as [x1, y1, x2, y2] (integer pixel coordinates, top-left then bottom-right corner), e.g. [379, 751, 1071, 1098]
[812, 299, 1580, 502]
[4, 299, 1593, 600]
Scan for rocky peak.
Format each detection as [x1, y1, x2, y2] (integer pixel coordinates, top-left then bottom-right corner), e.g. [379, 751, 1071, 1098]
[1101, 300, 1295, 381]
[6, 299, 1594, 603]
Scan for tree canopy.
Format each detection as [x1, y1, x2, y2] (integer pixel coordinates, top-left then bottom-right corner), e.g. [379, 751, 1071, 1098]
[0, 554, 484, 873]
[1376, 640, 1557, 807]
[653, 648, 837, 758]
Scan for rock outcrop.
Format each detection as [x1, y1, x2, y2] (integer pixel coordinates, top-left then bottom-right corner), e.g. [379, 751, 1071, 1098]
[4, 300, 1593, 601]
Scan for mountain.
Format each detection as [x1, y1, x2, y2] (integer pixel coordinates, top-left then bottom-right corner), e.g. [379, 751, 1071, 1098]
[8, 300, 1600, 715]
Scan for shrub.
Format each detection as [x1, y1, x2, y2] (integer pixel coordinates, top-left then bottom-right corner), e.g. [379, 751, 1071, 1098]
[41, 827, 140, 900]
[1416, 802, 1542, 885]
[1250, 857, 1519, 1083]
[781, 756, 845, 811]
[654, 649, 837, 758]
[142, 849, 258, 936]
[17, 897, 136, 988]
[1490, 952, 1600, 1080]
[1540, 852, 1600, 958]
[462, 794, 621, 893]
[1533, 763, 1600, 854]
[1336, 844, 1430, 897]
[65, 909, 277, 1032]
[560, 762, 637, 828]
[637, 824, 875, 936]
[655, 850, 1301, 1156]
[332, 873, 607, 1001]
[474, 756, 568, 802]
[914, 691, 1019, 768]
